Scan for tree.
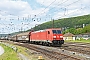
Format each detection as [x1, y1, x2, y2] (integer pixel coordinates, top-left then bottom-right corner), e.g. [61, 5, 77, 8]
[83, 24, 90, 33]
[75, 28, 83, 34]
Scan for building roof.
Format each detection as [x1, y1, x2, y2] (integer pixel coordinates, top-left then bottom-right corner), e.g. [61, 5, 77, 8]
[63, 32, 75, 37]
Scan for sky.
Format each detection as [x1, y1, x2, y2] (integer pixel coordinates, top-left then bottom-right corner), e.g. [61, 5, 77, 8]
[0, 0, 90, 34]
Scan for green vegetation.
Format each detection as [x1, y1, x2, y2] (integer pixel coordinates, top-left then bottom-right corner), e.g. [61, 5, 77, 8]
[15, 45, 30, 58]
[0, 44, 19, 60]
[15, 45, 45, 60]
[0, 14, 89, 36]
[0, 42, 45, 60]
[63, 24, 90, 34]
[1, 14, 90, 36]
[31, 14, 90, 31]
[65, 39, 90, 43]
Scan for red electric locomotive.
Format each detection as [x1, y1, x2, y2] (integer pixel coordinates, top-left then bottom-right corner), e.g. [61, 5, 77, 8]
[29, 28, 64, 46]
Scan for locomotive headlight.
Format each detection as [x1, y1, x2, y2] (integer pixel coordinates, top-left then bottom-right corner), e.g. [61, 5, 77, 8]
[53, 36, 56, 38]
[60, 36, 63, 38]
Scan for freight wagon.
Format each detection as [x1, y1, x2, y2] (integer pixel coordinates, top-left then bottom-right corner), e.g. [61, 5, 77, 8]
[10, 32, 30, 42]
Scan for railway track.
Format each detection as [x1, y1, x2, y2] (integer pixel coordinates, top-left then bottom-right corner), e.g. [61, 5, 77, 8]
[16, 43, 80, 60]
[61, 42, 90, 55]
[0, 40, 80, 60]
[0, 40, 90, 60]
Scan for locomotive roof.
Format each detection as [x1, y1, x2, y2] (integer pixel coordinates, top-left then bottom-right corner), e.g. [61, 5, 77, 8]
[31, 28, 61, 33]
[11, 28, 61, 37]
[46, 28, 61, 30]
[31, 30, 46, 33]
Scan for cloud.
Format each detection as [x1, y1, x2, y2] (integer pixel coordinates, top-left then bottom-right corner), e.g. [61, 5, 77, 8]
[0, 0, 48, 34]
[48, 0, 90, 19]
[0, 0, 90, 34]
[36, 0, 67, 7]
[53, 7, 90, 19]
[0, 1, 32, 16]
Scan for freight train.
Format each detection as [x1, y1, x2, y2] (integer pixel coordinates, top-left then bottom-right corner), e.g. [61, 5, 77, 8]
[10, 28, 64, 46]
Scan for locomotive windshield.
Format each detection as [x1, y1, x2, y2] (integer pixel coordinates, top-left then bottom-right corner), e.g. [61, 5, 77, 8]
[57, 30, 61, 34]
[52, 30, 61, 34]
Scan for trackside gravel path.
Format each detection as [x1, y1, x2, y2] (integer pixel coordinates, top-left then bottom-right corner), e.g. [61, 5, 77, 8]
[0, 46, 4, 55]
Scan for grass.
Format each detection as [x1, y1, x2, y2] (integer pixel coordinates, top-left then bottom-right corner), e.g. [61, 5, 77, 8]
[0, 41, 46, 60]
[15, 45, 45, 60]
[14, 45, 31, 59]
[65, 39, 90, 43]
[0, 43, 19, 60]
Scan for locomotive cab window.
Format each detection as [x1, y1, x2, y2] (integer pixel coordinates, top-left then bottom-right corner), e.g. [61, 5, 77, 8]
[48, 31, 50, 34]
[52, 30, 57, 34]
[52, 30, 61, 34]
[57, 30, 61, 34]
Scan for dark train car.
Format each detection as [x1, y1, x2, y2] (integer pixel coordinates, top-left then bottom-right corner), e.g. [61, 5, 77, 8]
[30, 28, 64, 46]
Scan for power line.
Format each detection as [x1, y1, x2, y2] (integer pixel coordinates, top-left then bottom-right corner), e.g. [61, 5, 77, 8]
[31, 0, 70, 23]
[32, 0, 57, 19]
[35, 0, 80, 20]
[50, 0, 81, 14]
[38, 0, 69, 16]
[0, 0, 89, 34]
[57, 5, 90, 19]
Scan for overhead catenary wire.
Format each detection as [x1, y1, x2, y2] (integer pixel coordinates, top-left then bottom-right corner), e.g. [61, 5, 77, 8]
[32, 0, 70, 22]
[0, 0, 76, 22]
[57, 5, 90, 19]
[0, 0, 90, 34]
[46, 0, 81, 15]
[32, 0, 57, 19]
[34, 0, 81, 21]
[38, 0, 81, 22]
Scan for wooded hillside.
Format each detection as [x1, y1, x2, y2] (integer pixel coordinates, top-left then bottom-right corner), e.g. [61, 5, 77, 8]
[32, 14, 90, 31]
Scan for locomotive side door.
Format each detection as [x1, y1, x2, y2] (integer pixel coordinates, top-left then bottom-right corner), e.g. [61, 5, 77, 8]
[47, 31, 50, 40]
[28, 32, 31, 42]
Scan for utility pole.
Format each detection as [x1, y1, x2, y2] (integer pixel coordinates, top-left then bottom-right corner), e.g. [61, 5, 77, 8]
[52, 19, 54, 28]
